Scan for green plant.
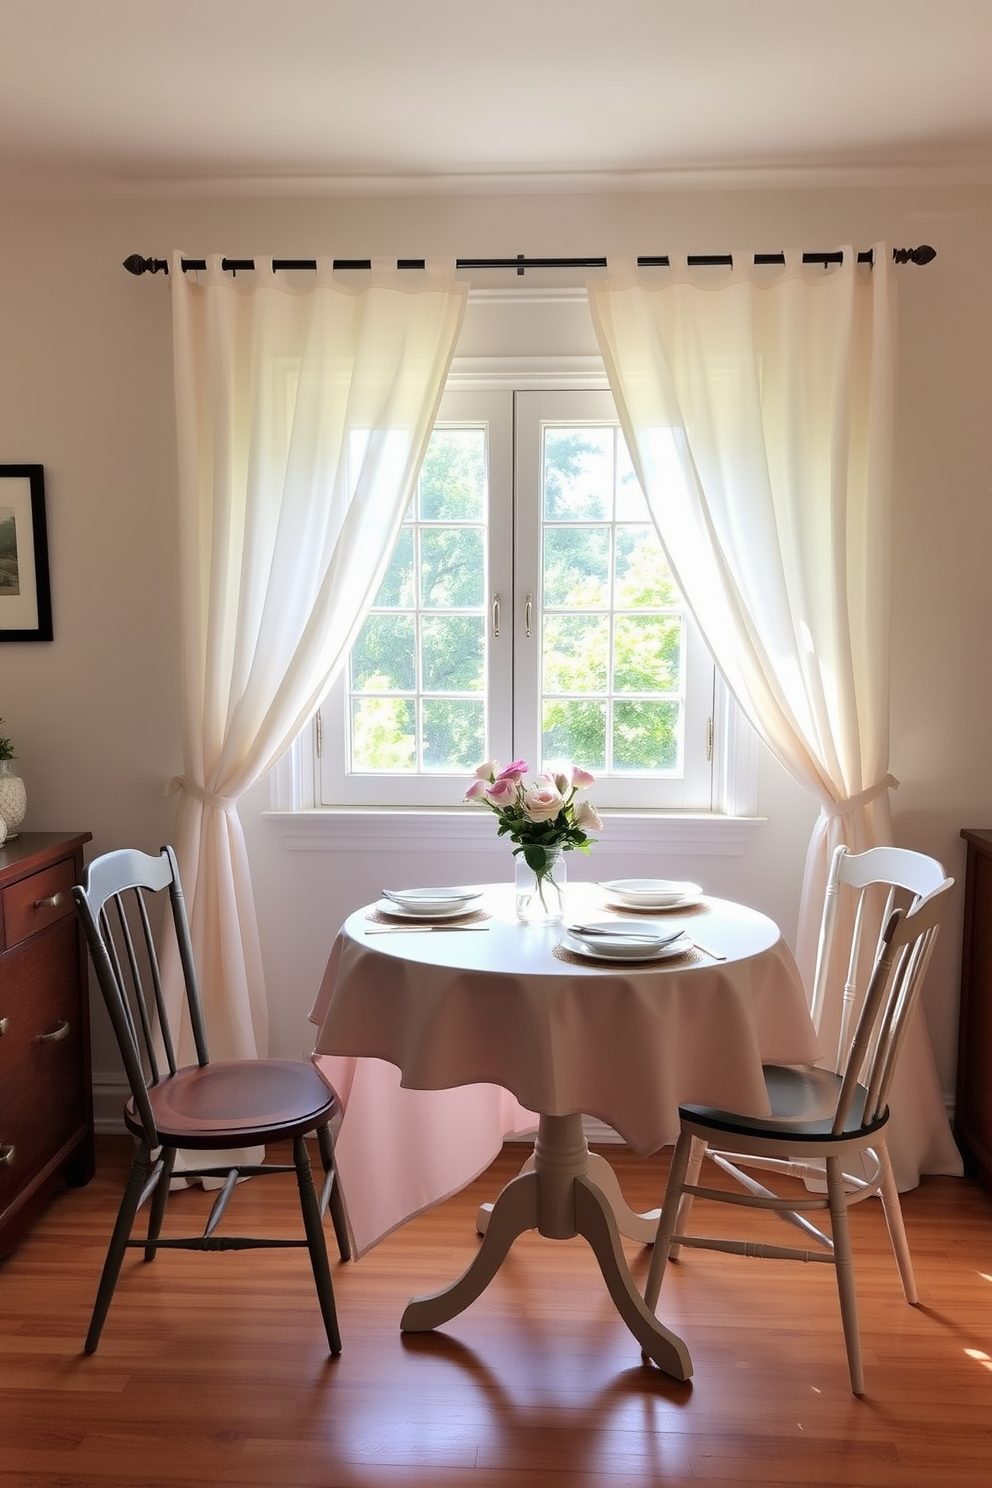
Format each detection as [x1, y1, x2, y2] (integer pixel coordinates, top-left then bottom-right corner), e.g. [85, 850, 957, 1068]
[0, 719, 14, 761]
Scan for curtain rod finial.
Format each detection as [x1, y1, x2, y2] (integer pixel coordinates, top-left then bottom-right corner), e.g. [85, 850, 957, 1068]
[894, 244, 937, 266]
[123, 254, 169, 276]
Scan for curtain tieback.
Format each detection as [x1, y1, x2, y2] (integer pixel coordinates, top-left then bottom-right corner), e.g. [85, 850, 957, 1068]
[166, 775, 238, 812]
[820, 774, 899, 819]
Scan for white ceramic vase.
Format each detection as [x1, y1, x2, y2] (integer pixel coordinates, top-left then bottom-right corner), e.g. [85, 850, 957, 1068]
[0, 759, 27, 840]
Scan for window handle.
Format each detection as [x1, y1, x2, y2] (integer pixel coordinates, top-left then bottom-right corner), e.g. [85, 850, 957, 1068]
[525, 593, 533, 639]
[492, 594, 501, 638]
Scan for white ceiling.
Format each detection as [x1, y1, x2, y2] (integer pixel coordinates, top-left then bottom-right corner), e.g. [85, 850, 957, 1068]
[1, 0, 991, 197]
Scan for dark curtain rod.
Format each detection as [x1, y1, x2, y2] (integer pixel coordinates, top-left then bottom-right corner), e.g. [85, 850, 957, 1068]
[123, 245, 936, 278]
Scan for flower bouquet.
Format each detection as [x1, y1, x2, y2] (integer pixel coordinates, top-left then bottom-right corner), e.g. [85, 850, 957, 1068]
[465, 759, 602, 922]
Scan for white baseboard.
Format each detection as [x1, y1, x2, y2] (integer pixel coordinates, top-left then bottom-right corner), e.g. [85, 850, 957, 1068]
[92, 1075, 129, 1134]
[507, 1116, 623, 1145]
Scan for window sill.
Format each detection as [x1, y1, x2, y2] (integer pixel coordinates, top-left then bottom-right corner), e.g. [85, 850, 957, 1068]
[264, 806, 766, 856]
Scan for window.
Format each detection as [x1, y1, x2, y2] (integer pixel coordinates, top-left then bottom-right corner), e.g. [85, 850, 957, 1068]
[317, 387, 715, 810]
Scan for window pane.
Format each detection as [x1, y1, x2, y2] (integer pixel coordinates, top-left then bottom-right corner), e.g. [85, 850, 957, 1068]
[543, 527, 610, 607]
[544, 428, 613, 520]
[542, 699, 607, 771]
[615, 526, 679, 607]
[420, 527, 485, 608]
[613, 616, 682, 693]
[350, 614, 416, 691]
[421, 615, 485, 692]
[543, 614, 609, 693]
[422, 699, 485, 771]
[351, 696, 416, 771]
[613, 701, 681, 772]
[371, 526, 414, 608]
[419, 429, 486, 521]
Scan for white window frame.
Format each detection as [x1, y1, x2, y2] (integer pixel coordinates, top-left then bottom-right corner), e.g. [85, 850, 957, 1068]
[267, 350, 759, 842]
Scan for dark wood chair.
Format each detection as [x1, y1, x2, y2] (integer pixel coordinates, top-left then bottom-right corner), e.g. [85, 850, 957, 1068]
[644, 873, 952, 1394]
[72, 844, 350, 1355]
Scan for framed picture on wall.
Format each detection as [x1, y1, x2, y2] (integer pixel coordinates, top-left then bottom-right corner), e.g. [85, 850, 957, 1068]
[0, 465, 53, 641]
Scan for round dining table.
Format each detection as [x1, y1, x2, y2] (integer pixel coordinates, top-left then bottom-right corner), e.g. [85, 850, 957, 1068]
[309, 882, 821, 1381]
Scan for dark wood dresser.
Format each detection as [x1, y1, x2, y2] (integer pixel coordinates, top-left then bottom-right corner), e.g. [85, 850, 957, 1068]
[957, 829, 992, 1201]
[0, 831, 94, 1257]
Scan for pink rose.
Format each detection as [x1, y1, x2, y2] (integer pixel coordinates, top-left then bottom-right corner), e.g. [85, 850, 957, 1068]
[570, 766, 596, 790]
[574, 800, 602, 831]
[522, 784, 563, 822]
[486, 776, 519, 808]
[497, 759, 529, 783]
[464, 779, 489, 802]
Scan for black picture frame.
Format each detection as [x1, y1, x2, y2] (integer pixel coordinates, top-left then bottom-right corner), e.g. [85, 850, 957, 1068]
[0, 465, 53, 641]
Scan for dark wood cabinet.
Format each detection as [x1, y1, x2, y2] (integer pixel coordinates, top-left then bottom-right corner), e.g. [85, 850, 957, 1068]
[957, 829, 992, 1201]
[0, 831, 93, 1256]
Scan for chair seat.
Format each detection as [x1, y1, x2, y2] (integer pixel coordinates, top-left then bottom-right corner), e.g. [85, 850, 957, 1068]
[679, 1063, 885, 1143]
[123, 1059, 338, 1147]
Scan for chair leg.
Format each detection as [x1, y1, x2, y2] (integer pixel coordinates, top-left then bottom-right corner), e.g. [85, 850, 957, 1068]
[293, 1134, 342, 1356]
[669, 1135, 705, 1261]
[85, 1140, 153, 1355]
[876, 1138, 918, 1304]
[144, 1145, 177, 1262]
[645, 1127, 695, 1313]
[826, 1154, 865, 1396]
[316, 1122, 352, 1261]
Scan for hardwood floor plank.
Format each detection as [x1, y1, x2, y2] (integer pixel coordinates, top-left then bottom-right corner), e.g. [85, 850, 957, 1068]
[0, 1137, 989, 1487]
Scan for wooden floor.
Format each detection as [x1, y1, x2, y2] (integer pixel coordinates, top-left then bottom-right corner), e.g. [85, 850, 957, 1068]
[1, 1137, 990, 1488]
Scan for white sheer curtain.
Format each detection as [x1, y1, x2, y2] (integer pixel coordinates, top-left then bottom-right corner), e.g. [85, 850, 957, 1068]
[168, 253, 467, 1064]
[588, 250, 960, 1187]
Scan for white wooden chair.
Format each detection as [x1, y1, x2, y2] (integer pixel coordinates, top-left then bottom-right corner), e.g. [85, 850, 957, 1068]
[644, 858, 953, 1394]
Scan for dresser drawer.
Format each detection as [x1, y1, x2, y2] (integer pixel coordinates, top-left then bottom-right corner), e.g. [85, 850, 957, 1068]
[0, 917, 87, 1217]
[2, 857, 76, 949]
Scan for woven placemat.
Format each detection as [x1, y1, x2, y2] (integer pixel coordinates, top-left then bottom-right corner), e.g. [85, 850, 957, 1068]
[366, 906, 492, 926]
[553, 942, 702, 969]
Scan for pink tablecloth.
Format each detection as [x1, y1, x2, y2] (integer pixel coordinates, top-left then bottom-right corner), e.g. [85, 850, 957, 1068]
[310, 885, 821, 1255]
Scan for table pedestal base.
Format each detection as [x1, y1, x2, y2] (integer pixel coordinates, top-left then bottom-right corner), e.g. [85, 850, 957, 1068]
[399, 1113, 692, 1382]
[477, 1149, 661, 1245]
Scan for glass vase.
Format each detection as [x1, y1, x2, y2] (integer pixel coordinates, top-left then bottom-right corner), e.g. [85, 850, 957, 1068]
[0, 759, 26, 841]
[514, 848, 567, 926]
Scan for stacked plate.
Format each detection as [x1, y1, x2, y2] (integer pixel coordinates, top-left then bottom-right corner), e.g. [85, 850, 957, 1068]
[599, 878, 703, 911]
[561, 919, 691, 963]
[377, 887, 483, 920]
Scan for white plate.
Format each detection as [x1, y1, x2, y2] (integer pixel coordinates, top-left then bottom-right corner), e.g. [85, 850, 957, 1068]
[380, 887, 482, 915]
[375, 897, 481, 921]
[599, 878, 703, 909]
[562, 929, 692, 962]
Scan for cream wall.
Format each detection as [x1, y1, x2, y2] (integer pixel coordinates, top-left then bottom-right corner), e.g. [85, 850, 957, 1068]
[1, 182, 988, 1120]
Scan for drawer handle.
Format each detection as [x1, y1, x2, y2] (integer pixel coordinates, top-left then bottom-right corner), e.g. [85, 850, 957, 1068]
[33, 892, 64, 910]
[37, 1019, 71, 1044]
[0, 1144, 14, 1167]
[0, 1016, 8, 1037]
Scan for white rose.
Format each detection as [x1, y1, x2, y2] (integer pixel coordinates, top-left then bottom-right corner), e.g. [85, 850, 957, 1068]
[522, 785, 563, 823]
[574, 800, 602, 831]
